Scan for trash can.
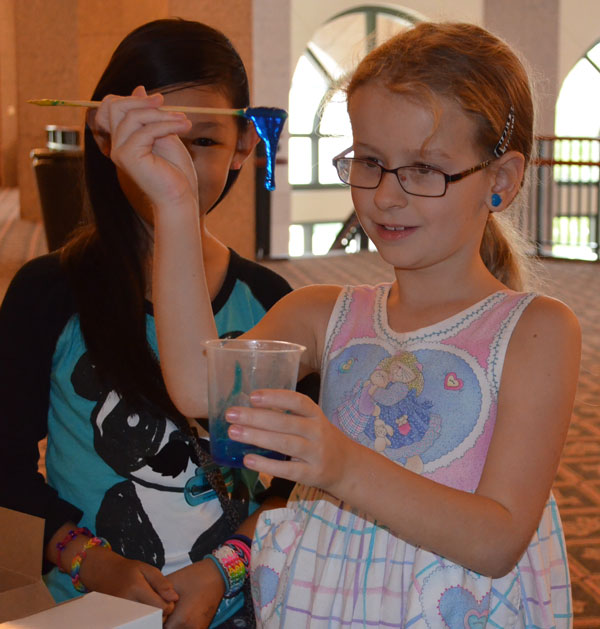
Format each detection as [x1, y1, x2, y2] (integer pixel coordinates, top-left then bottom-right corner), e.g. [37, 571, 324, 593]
[30, 125, 85, 251]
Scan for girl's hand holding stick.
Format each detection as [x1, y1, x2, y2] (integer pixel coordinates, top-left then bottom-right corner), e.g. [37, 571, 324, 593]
[93, 87, 198, 212]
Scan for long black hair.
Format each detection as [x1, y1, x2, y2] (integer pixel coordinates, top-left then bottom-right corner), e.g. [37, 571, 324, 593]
[61, 19, 250, 411]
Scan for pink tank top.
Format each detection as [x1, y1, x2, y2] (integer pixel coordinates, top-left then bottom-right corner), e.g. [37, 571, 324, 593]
[251, 285, 572, 628]
[320, 285, 535, 490]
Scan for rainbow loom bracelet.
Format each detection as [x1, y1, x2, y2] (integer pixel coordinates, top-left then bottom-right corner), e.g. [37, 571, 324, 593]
[56, 527, 92, 573]
[69, 536, 111, 593]
[208, 544, 247, 598]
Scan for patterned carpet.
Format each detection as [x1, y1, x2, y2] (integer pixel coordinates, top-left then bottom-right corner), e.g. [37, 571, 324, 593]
[539, 261, 600, 626]
[2, 188, 600, 625]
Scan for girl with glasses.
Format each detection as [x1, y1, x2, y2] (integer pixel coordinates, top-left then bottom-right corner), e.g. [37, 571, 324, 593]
[103, 21, 578, 628]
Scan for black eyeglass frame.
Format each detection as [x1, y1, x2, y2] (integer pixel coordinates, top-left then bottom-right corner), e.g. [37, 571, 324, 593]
[332, 147, 492, 198]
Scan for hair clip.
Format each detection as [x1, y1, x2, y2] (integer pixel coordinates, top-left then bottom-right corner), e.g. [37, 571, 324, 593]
[493, 106, 515, 158]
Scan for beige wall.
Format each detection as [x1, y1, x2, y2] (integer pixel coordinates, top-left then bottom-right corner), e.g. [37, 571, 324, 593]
[253, 0, 291, 257]
[484, 0, 560, 136]
[15, 0, 82, 223]
[9, 0, 256, 258]
[558, 0, 600, 87]
[0, 0, 18, 187]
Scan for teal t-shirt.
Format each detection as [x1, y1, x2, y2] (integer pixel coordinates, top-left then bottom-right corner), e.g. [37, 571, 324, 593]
[22, 250, 291, 625]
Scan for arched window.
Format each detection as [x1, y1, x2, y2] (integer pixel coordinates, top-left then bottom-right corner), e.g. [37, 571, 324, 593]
[288, 6, 417, 188]
[555, 40, 600, 138]
[549, 41, 600, 260]
[287, 6, 418, 256]
[554, 40, 600, 183]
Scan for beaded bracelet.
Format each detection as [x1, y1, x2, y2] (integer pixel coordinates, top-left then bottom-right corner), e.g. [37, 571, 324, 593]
[70, 536, 111, 593]
[206, 535, 252, 598]
[56, 527, 93, 573]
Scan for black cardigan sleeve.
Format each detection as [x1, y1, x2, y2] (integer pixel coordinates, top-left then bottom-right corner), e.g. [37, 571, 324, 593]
[0, 254, 83, 549]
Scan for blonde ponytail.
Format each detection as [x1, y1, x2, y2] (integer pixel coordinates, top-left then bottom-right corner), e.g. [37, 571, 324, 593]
[480, 211, 540, 291]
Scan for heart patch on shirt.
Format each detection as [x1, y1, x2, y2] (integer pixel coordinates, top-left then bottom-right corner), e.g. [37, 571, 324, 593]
[444, 372, 464, 390]
[438, 586, 490, 629]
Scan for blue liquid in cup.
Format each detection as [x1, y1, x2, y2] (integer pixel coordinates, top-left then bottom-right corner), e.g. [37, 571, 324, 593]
[210, 411, 286, 468]
[207, 346, 302, 469]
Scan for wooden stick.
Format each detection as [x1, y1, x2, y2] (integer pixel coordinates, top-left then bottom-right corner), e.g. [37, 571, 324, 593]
[27, 99, 245, 116]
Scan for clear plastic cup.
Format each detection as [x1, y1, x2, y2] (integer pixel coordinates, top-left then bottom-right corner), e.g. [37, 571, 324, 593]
[205, 338, 306, 468]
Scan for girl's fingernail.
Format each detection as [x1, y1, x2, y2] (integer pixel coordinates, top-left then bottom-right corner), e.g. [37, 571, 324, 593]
[250, 391, 263, 404]
[244, 455, 257, 468]
[228, 425, 243, 439]
[225, 408, 239, 421]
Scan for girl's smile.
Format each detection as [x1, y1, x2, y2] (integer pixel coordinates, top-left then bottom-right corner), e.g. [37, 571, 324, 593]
[375, 223, 418, 240]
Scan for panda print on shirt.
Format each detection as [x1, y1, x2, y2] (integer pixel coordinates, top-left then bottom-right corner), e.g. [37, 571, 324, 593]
[70, 352, 228, 571]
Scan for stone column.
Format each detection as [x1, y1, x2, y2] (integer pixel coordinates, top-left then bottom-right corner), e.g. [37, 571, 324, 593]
[253, 0, 291, 258]
[484, 0, 560, 136]
[0, 0, 18, 187]
[14, 0, 81, 220]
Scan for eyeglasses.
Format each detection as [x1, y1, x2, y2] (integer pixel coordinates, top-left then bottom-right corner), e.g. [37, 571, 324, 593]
[332, 148, 492, 198]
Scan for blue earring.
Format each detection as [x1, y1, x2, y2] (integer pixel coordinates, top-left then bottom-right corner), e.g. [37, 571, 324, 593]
[491, 193, 502, 208]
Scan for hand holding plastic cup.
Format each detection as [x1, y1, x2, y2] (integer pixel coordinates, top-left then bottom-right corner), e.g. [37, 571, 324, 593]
[205, 339, 306, 468]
